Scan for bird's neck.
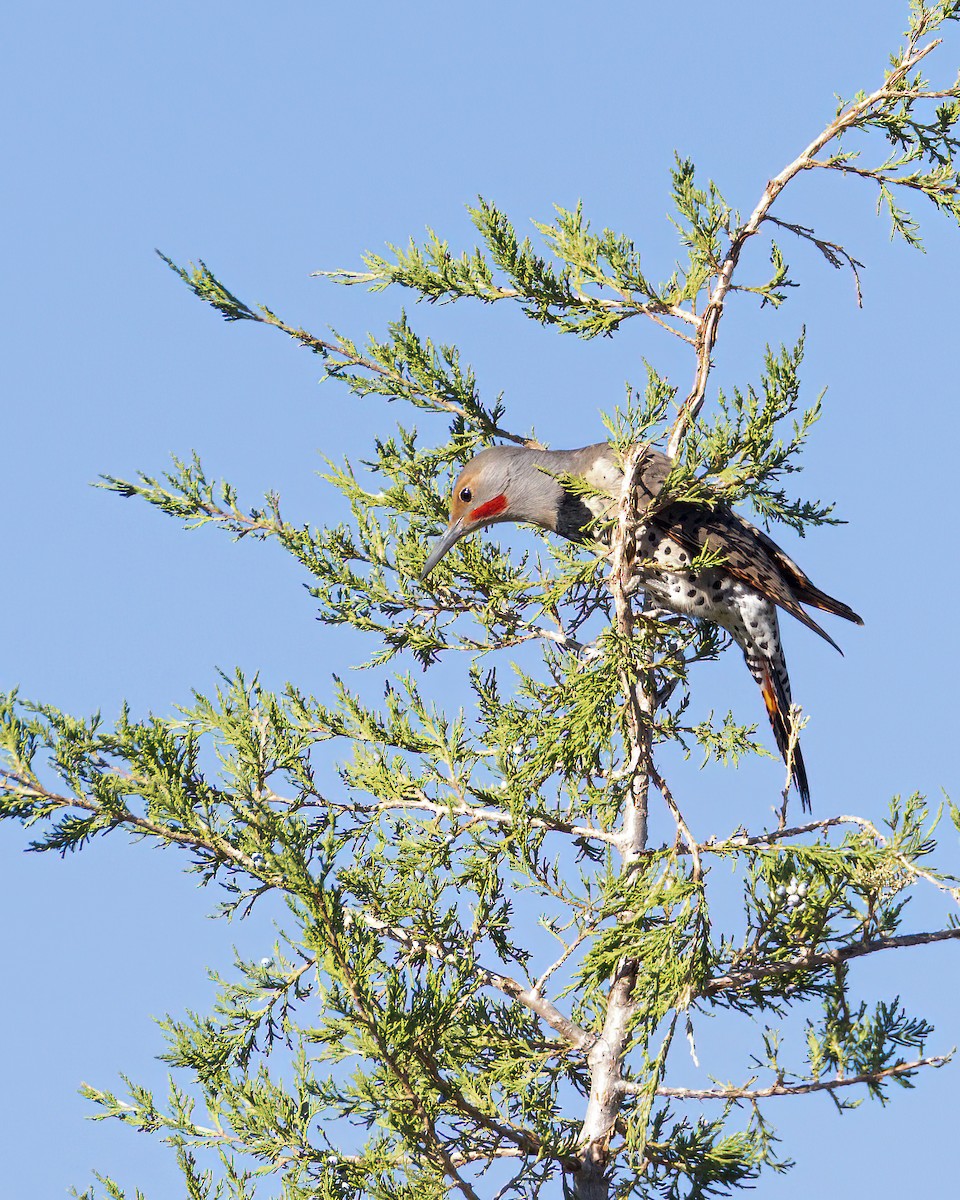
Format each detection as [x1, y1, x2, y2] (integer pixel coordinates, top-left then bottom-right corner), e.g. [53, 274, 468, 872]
[521, 442, 674, 542]
[521, 446, 614, 541]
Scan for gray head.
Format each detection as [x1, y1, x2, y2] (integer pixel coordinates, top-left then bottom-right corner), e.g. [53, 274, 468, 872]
[421, 446, 566, 578]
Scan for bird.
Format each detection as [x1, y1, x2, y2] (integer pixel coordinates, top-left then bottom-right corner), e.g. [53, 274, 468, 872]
[421, 442, 862, 810]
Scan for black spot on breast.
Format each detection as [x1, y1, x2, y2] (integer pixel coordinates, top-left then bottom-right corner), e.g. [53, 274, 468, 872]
[695, 597, 705, 606]
[687, 589, 696, 598]
[678, 552, 687, 563]
[555, 492, 596, 542]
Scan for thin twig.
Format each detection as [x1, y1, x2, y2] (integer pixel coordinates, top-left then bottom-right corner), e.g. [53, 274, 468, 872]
[650, 765, 702, 881]
[762, 214, 864, 306]
[534, 927, 594, 995]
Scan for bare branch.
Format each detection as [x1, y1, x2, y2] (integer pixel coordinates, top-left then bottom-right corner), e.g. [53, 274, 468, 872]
[330, 792, 622, 848]
[707, 927, 960, 996]
[762, 215, 864, 306]
[620, 1052, 951, 1100]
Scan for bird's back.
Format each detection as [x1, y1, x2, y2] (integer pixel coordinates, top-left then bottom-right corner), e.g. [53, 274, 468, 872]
[541, 442, 862, 642]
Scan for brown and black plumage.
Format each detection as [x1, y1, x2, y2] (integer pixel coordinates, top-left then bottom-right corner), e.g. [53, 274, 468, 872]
[421, 442, 863, 810]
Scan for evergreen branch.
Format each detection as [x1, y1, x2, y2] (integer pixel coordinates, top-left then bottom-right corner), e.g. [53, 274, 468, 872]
[811, 153, 960, 182]
[667, 35, 943, 457]
[706, 927, 960, 996]
[157, 254, 533, 447]
[323, 199, 701, 344]
[256, 308, 533, 446]
[852, 817, 960, 902]
[317, 897, 489, 1199]
[426, 279, 700, 344]
[406, 1042, 556, 1167]
[100, 456, 281, 538]
[0, 767, 256, 872]
[356, 906, 597, 1055]
[652, 811, 960, 903]
[808, 157, 960, 236]
[5, 725, 616, 1061]
[622, 1052, 951, 1100]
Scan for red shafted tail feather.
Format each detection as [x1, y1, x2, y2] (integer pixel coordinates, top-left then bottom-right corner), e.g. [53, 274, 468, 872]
[758, 663, 810, 812]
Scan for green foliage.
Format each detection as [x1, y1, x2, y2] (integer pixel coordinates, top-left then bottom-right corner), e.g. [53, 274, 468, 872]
[323, 198, 678, 340]
[823, 3, 960, 246]
[2, 679, 957, 1198]
[681, 335, 840, 534]
[6, 5, 960, 1199]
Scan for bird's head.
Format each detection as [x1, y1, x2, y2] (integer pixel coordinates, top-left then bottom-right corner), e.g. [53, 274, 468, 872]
[421, 446, 561, 578]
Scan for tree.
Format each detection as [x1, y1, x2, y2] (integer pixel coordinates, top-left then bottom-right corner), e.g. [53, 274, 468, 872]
[3, 3, 960, 1197]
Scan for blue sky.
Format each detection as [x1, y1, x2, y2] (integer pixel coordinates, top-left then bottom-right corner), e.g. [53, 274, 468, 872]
[2, 1, 959, 1195]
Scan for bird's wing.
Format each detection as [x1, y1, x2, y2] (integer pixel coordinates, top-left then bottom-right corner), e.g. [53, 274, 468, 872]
[650, 502, 850, 650]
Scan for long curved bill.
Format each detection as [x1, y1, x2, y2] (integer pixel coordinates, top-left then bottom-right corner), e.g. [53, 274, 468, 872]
[421, 517, 467, 579]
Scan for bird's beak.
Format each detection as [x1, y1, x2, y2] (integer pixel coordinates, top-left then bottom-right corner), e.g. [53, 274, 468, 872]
[421, 517, 467, 579]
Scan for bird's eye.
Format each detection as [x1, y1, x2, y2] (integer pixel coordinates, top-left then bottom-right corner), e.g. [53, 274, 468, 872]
[459, 487, 472, 503]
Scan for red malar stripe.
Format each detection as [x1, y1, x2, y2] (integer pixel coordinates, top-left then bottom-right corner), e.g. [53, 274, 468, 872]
[470, 493, 508, 522]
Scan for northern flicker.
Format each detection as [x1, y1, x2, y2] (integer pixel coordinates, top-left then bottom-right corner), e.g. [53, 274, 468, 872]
[421, 442, 863, 810]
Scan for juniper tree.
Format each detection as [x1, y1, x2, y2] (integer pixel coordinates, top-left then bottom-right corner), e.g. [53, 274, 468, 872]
[4, 4, 960, 1199]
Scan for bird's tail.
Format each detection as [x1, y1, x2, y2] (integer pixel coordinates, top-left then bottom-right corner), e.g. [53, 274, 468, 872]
[743, 646, 811, 812]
